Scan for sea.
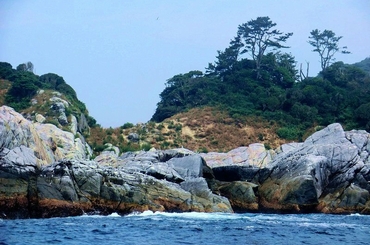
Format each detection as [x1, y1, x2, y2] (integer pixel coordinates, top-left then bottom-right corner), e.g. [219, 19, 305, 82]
[0, 211, 369, 245]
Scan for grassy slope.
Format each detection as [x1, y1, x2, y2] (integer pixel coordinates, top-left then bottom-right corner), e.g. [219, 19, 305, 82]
[89, 107, 294, 153]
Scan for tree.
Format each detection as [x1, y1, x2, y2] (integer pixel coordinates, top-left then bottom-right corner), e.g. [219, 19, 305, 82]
[206, 36, 243, 78]
[5, 71, 39, 110]
[151, 71, 206, 122]
[237, 16, 293, 78]
[16, 61, 34, 73]
[308, 29, 350, 71]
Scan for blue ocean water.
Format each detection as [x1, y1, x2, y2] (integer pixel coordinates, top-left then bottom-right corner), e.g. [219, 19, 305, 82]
[0, 212, 369, 245]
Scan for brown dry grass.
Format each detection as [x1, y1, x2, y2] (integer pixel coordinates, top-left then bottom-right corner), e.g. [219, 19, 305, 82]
[168, 107, 287, 152]
[98, 106, 289, 153]
[0, 79, 11, 106]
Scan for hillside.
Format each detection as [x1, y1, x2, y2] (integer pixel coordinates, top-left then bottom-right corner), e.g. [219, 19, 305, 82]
[0, 61, 287, 153]
[354, 57, 370, 75]
[151, 60, 370, 137]
[151, 18, 370, 141]
[89, 107, 289, 154]
[0, 62, 95, 150]
[2, 56, 370, 156]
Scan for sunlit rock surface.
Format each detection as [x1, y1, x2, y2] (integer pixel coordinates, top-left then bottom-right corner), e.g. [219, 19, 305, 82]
[1, 105, 370, 218]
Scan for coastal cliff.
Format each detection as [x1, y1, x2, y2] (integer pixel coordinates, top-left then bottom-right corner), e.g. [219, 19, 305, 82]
[1, 105, 370, 219]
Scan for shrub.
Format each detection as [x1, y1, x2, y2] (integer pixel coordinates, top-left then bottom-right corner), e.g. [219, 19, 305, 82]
[140, 143, 152, 151]
[277, 126, 302, 140]
[175, 124, 182, 131]
[121, 122, 134, 129]
[198, 147, 208, 153]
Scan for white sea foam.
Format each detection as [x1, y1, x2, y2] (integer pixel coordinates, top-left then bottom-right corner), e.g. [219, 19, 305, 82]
[127, 211, 241, 220]
[108, 212, 121, 217]
[349, 213, 364, 217]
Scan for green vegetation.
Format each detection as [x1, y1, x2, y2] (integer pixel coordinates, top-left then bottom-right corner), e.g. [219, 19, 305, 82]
[151, 17, 370, 139]
[0, 61, 94, 124]
[308, 29, 350, 70]
[0, 17, 369, 153]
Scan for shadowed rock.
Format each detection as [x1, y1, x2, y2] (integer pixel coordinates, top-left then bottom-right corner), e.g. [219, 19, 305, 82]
[1, 105, 370, 218]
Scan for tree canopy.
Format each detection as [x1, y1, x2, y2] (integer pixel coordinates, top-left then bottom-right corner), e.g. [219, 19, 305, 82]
[0, 62, 88, 117]
[152, 17, 370, 137]
[237, 16, 293, 78]
[308, 29, 350, 71]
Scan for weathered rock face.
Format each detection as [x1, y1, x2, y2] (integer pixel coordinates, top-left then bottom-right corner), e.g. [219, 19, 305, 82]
[201, 144, 274, 168]
[1, 106, 370, 218]
[206, 123, 370, 214]
[257, 123, 370, 214]
[0, 151, 232, 219]
[0, 107, 232, 218]
[0, 106, 92, 164]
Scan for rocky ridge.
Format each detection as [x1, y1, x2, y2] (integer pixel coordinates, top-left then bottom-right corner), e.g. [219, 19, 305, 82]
[1, 105, 370, 219]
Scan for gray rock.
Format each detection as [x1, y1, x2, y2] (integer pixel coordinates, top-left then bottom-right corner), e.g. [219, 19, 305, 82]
[35, 114, 46, 123]
[168, 155, 204, 179]
[145, 162, 184, 183]
[78, 113, 89, 134]
[127, 133, 139, 142]
[218, 181, 259, 211]
[180, 177, 212, 199]
[259, 123, 370, 213]
[58, 112, 68, 125]
[0, 146, 38, 179]
[70, 115, 78, 135]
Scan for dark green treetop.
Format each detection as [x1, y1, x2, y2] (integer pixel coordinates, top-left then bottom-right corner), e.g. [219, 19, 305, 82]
[237, 16, 293, 78]
[308, 29, 350, 71]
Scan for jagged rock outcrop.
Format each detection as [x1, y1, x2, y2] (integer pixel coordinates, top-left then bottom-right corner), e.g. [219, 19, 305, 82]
[0, 152, 232, 219]
[206, 123, 370, 214]
[0, 106, 232, 218]
[257, 123, 370, 213]
[0, 106, 92, 165]
[201, 143, 274, 168]
[1, 105, 370, 218]
[50, 95, 69, 126]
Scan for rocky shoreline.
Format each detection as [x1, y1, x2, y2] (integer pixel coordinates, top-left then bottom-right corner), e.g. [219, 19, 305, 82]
[1, 106, 370, 219]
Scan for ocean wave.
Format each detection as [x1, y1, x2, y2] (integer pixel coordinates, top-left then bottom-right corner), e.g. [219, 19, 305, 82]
[127, 211, 242, 220]
[108, 212, 121, 217]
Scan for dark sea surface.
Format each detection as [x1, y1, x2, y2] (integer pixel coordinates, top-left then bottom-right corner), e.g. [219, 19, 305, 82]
[1, 211, 369, 245]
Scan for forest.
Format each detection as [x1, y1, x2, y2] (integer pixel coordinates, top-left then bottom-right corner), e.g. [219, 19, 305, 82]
[151, 17, 370, 140]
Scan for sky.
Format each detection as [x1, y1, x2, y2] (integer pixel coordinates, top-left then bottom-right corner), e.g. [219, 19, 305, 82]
[1, 1, 369, 127]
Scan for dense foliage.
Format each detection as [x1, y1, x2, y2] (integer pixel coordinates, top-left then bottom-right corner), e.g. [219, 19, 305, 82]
[152, 18, 370, 137]
[0, 62, 96, 126]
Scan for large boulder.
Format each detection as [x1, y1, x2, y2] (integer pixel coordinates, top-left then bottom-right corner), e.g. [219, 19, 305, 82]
[201, 144, 274, 168]
[259, 123, 370, 213]
[0, 145, 38, 218]
[218, 181, 259, 212]
[0, 106, 92, 164]
[0, 144, 232, 218]
[202, 123, 370, 214]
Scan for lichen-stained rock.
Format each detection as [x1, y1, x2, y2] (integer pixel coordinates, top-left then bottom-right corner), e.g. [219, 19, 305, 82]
[259, 123, 370, 213]
[0, 106, 50, 164]
[0, 145, 38, 219]
[218, 181, 259, 212]
[0, 153, 233, 218]
[201, 144, 274, 168]
[0, 106, 91, 165]
[2, 116, 370, 218]
[35, 123, 88, 161]
[168, 155, 205, 179]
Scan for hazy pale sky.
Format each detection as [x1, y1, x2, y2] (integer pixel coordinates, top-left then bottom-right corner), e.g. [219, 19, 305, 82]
[1, 1, 369, 127]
